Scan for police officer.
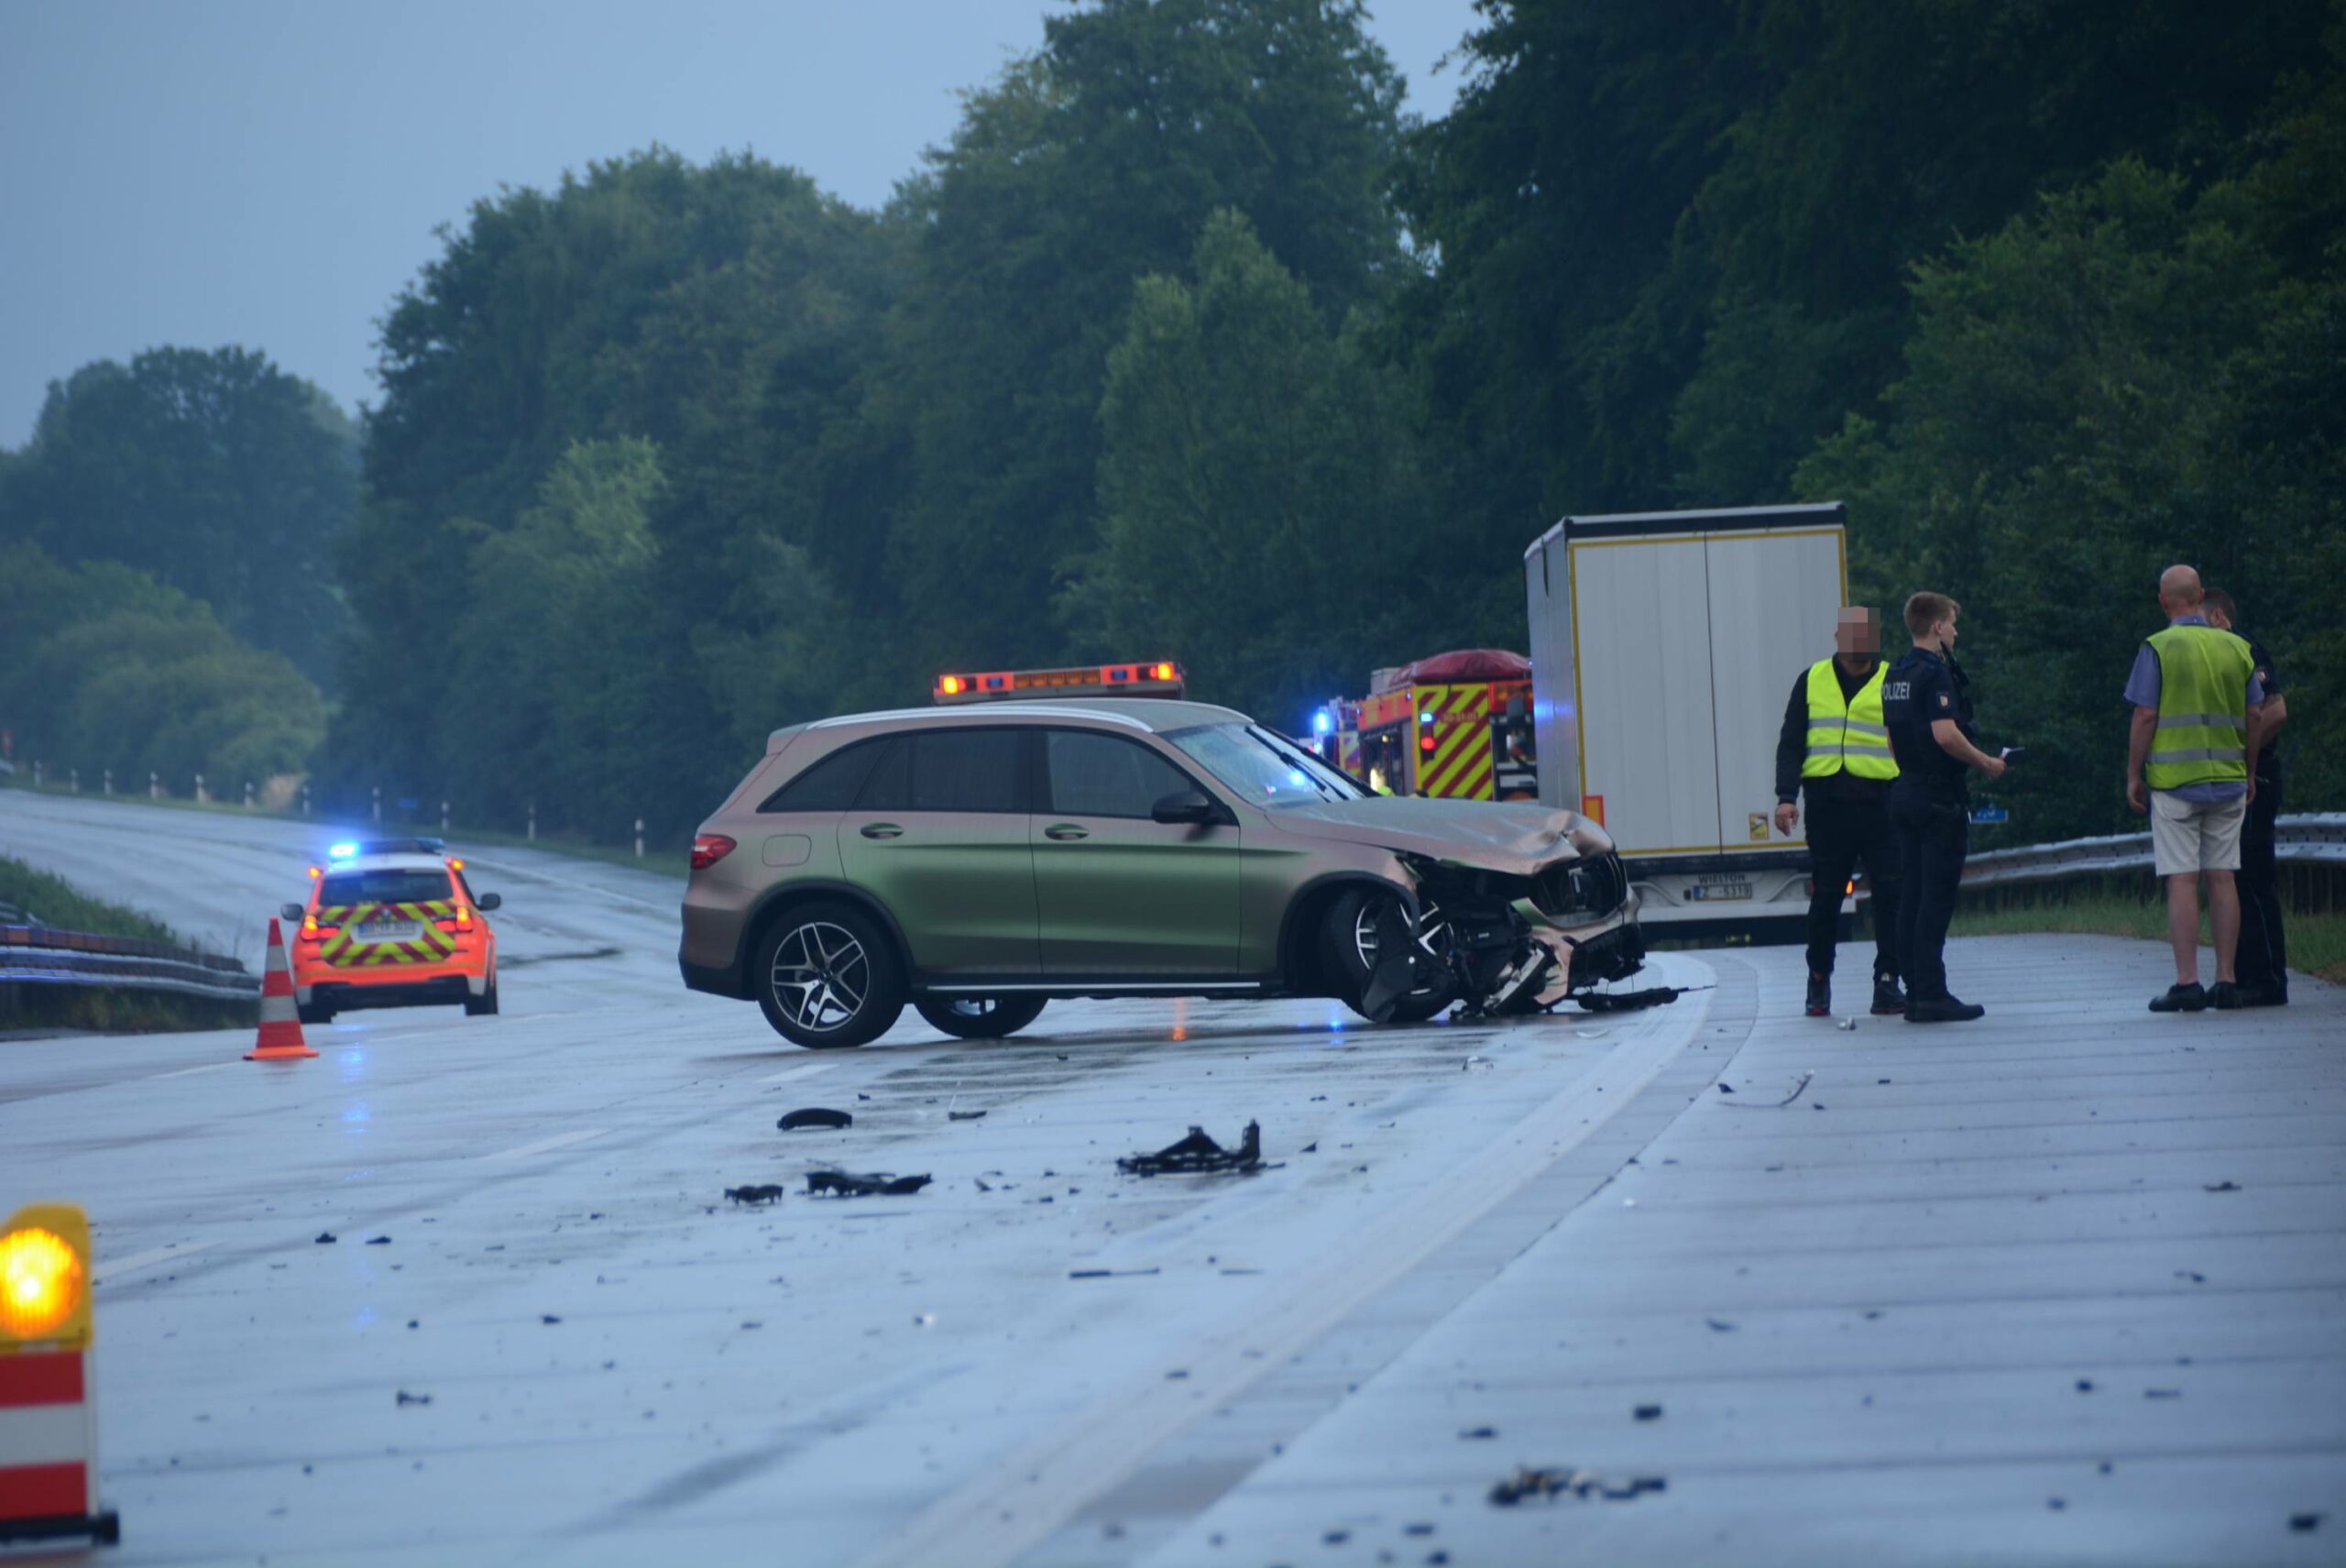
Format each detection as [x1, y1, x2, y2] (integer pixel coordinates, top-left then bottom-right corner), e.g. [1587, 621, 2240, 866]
[1881, 591, 2007, 1023]
[1773, 606, 1904, 1018]
[2202, 587, 2288, 1005]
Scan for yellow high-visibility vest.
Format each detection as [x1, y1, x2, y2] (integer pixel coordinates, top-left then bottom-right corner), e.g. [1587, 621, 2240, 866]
[2145, 623, 2253, 791]
[1801, 659, 1898, 781]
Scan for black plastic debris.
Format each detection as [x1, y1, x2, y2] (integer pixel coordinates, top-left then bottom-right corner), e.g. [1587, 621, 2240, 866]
[1490, 1467, 1666, 1506]
[314, 1232, 336, 1244]
[394, 1390, 432, 1407]
[1573, 986, 1694, 1012]
[1069, 1267, 1160, 1279]
[2144, 1387, 2182, 1399]
[1117, 1121, 1275, 1176]
[778, 1107, 853, 1131]
[1459, 1426, 1497, 1440]
[948, 1110, 987, 1122]
[725, 1184, 786, 1206]
[542, 1314, 562, 1325]
[806, 1169, 931, 1198]
[1705, 1318, 1738, 1332]
[2076, 1379, 2096, 1393]
[366, 1236, 391, 1245]
[1716, 1083, 1734, 1095]
[2203, 1181, 2241, 1193]
[1633, 1404, 1662, 1421]
[2291, 1513, 2323, 1533]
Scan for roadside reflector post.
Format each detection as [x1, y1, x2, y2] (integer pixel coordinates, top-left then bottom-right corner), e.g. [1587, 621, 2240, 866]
[300, 784, 310, 817]
[148, 773, 159, 801]
[441, 799, 450, 833]
[243, 781, 254, 810]
[371, 785, 382, 826]
[527, 803, 536, 841]
[634, 817, 645, 860]
[68, 771, 77, 795]
[101, 770, 110, 797]
[27, 762, 37, 789]
[0, 1202, 119, 1549]
[193, 773, 205, 806]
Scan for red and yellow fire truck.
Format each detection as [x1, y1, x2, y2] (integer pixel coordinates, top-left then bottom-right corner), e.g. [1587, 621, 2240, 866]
[1321, 649, 1538, 802]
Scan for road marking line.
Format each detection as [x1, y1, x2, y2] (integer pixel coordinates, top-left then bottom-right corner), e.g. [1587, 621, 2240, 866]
[93, 1241, 217, 1284]
[479, 1128, 608, 1163]
[855, 963, 1716, 1568]
[145, 1062, 238, 1083]
[759, 1062, 839, 1086]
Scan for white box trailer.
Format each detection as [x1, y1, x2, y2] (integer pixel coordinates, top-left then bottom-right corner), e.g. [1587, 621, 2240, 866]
[1523, 502, 1856, 938]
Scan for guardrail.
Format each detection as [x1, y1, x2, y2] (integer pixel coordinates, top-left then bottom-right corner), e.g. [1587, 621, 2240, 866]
[0, 925, 258, 1003]
[1963, 813, 2346, 887]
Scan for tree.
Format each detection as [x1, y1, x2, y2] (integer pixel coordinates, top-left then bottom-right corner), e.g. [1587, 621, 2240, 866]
[1076, 210, 1449, 728]
[0, 347, 357, 685]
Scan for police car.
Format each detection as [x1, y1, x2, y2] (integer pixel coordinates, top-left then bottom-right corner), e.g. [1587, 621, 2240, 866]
[281, 839, 503, 1025]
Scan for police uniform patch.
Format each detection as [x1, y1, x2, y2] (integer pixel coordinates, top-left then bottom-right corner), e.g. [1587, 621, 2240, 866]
[1937, 694, 1950, 708]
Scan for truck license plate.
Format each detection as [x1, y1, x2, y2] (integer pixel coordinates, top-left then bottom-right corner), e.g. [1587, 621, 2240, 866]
[1690, 881, 1752, 902]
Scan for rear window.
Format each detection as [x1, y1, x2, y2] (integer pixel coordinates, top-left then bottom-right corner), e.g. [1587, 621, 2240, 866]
[320, 869, 453, 906]
[761, 739, 886, 813]
[854, 729, 1026, 813]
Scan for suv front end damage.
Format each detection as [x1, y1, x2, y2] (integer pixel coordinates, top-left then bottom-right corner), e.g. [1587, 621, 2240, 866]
[1382, 849, 1644, 1019]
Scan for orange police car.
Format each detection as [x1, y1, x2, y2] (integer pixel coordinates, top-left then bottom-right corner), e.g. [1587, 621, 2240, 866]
[281, 839, 503, 1025]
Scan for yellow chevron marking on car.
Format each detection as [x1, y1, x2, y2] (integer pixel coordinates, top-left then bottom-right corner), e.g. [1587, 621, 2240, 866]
[315, 902, 459, 967]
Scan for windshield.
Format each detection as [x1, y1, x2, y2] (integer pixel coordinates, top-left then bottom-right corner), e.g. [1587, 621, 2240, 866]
[1165, 724, 1366, 807]
[320, 869, 453, 906]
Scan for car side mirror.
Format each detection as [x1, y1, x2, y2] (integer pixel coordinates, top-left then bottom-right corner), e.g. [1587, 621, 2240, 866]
[1151, 790, 1219, 826]
[280, 903, 305, 922]
[477, 893, 502, 911]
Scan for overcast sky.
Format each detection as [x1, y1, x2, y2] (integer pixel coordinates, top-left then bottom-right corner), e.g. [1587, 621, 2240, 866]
[0, 0, 1481, 445]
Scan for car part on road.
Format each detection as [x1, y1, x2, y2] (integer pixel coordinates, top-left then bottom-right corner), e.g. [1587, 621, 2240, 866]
[948, 1109, 987, 1121]
[777, 1107, 853, 1131]
[1489, 1467, 1667, 1506]
[806, 1169, 931, 1198]
[1570, 984, 1701, 1012]
[915, 994, 1048, 1039]
[725, 1184, 786, 1205]
[755, 902, 905, 1048]
[1116, 1121, 1275, 1177]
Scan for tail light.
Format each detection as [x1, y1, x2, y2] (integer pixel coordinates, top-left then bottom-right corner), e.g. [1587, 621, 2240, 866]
[434, 906, 474, 934]
[301, 918, 337, 941]
[691, 834, 738, 871]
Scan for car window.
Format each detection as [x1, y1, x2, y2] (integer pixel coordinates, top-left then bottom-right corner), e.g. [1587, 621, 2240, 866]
[762, 739, 886, 813]
[1046, 730, 1195, 818]
[1165, 724, 1365, 807]
[853, 729, 1025, 814]
[320, 869, 454, 905]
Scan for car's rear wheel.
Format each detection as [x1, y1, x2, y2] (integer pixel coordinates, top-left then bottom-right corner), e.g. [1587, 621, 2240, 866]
[1325, 887, 1452, 1024]
[915, 994, 1048, 1039]
[464, 976, 499, 1016]
[755, 903, 905, 1048]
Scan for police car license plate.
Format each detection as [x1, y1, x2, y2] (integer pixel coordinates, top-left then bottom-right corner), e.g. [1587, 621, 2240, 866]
[358, 919, 420, 940]
[1689, 880, 1752, 902]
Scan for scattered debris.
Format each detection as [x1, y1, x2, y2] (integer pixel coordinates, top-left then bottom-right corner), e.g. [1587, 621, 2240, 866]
[2048, 1497, 2066, 1511]
[314, 1232, 336, 1245]
[973, 1178, 992, 1192]
[1404, 1523, 1435, 1537]
[1633, 1404, 1662, 1421]
[542, 1315, 562, 1325]
[365, 1235, 391, 1245]
[1117, 1121, 1275, 1177]
[1716, 1082, 1734, 1095]
[1836, 1018, 1858, 1031]
[1722, 1070, 1814, 1110]
[806, 1169, 931, 1198]
[1705, 1318, 1738, 1333]
[948, 1110, 988, 1122]
[1463, 1057, 1494, 1072]
[725, 1184, 787, 1206]
[2144, 1388, 2182, 1399]
[914, 1313, 936, 1328]
[1323, 1530, 1349, 1544]
[1300, 1142, 1319, 1154]
[1573, 985, 1701, 1012]
[2203, 1181, 2241, 1193]
[1459, 1426, 1497, 1440]
[2076, 1379, 2095, 1393]
[1069, 1267, 1161, 1279]
[2291, 1513, 2323, 1533]
[1489, 1467, 1666, 1506]
[394, 1390, 432, 1407]
[778, 1107, 853, 1132]
[2175, 1270, 2207, 1284]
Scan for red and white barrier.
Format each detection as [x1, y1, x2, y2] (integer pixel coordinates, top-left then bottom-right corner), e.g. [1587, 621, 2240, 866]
[0, 1348, 98, 1535]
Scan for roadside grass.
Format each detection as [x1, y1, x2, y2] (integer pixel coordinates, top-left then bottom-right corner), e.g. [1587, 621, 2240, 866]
[1952, 889, 2346, 986]
[0, 853, 257, 1035]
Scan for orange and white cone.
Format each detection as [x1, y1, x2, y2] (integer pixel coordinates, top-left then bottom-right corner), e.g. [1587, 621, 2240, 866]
[245, 917, 317, 1060]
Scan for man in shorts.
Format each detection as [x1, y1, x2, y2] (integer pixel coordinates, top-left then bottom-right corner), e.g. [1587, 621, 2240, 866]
[2124, 565, 2267, 1012]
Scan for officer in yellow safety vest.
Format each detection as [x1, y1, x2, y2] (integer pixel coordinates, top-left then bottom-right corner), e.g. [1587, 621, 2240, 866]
[2124, 565, 2266, 1013]
[1772, 606, 1905, 1019]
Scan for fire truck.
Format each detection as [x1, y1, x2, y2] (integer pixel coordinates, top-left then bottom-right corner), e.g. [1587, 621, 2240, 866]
[1313, 649, 1538, 801]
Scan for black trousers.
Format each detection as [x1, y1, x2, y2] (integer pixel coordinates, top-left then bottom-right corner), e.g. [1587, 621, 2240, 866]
[1804, 795, 1901, 981]
[2236, 772, 2286, 992]
[1890, 794, 1968, 1003]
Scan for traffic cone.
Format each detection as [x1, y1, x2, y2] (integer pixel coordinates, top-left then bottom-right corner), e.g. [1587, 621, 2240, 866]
[246, 917, 318, 1060]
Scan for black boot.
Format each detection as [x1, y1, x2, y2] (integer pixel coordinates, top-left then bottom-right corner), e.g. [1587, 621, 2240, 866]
[2148, 982, 2208, 1013]
[1870, 974, 1907, 1015]
[1906, 993, 1986, 1024]
[1805, 972, 1830, 1017]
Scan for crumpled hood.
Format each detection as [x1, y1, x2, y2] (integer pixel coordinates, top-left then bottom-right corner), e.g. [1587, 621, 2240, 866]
[1270, 796, 1611, 873]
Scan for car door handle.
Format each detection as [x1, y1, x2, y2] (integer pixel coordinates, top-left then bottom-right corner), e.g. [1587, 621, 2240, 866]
[860, 823, 904, 839]
[1044, 824, 1089, 841]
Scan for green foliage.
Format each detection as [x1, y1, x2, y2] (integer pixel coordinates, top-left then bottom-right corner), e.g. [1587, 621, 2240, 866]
[0, 347, 357, 686]
[1077, 210, 1451, 727]
[0, 543, 327, 791]
[0, 853, 180, 941]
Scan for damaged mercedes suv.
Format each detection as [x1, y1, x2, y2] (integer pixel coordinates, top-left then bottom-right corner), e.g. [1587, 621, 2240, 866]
[680, 695, 1642, 1047]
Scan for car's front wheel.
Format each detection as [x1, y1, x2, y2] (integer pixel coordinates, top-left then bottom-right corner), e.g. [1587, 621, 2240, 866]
[915, 994, 1047, 1039]
[1324, 886, 1452, 1024]
[755, 903, 906, 1048]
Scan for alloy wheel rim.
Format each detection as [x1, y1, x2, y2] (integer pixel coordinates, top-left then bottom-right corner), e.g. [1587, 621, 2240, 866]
[771, 921, 869, 1033]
